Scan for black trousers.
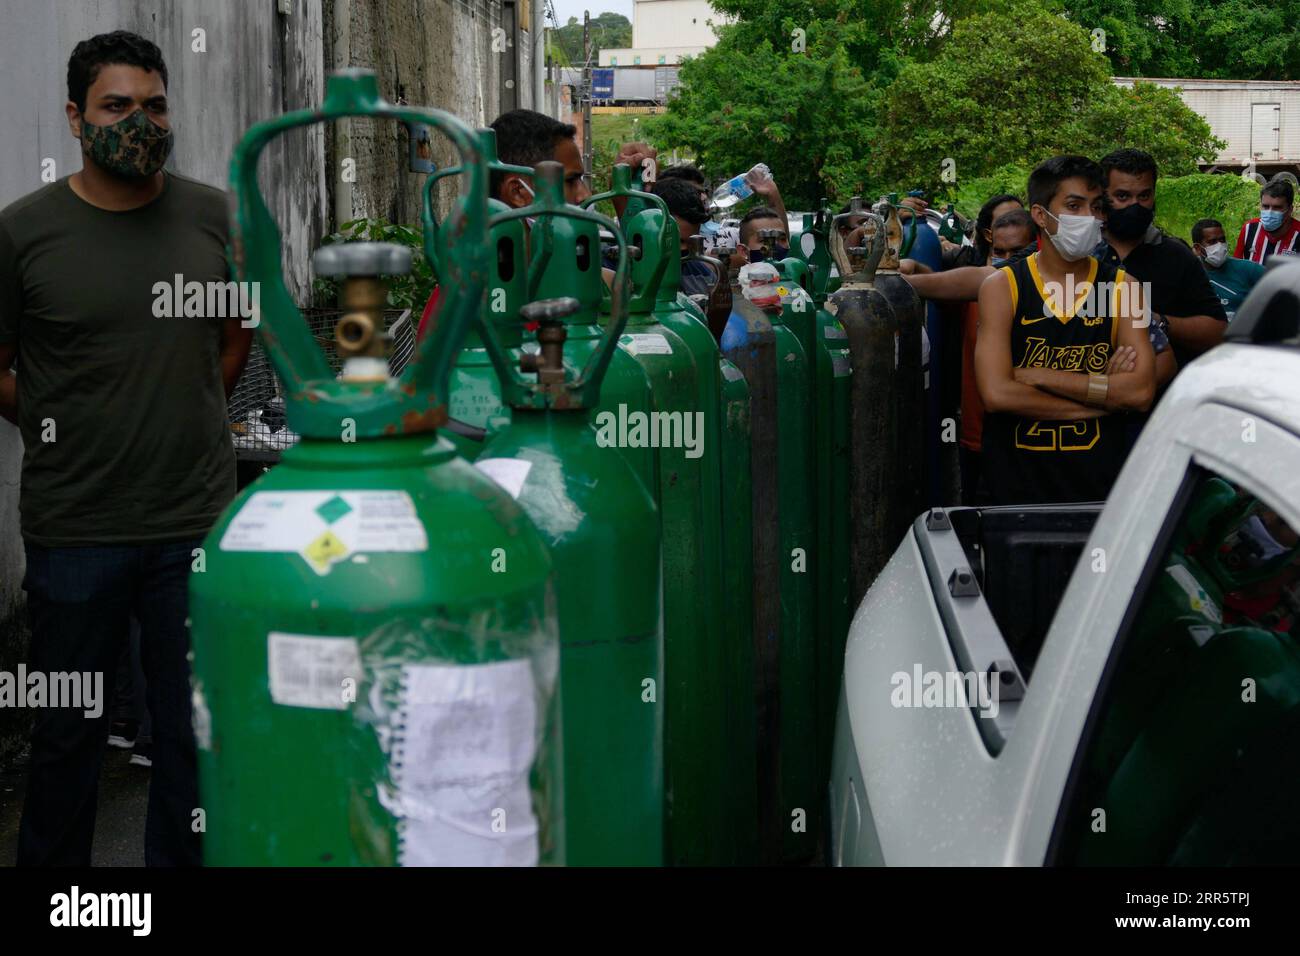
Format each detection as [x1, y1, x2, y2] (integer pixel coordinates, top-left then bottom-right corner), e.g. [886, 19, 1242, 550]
[18, 539, 203, 866]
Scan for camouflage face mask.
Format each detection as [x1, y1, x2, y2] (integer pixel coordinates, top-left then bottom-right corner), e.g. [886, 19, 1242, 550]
[80, 109, 173, 179]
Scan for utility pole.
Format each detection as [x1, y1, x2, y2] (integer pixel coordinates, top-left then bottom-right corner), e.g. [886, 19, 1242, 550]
[582, 11, 593, 176]
[532, 0, 545, 111]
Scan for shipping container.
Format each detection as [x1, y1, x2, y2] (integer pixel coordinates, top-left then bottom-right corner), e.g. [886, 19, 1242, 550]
[655, 65, 681, 102]
[1113, 77, 1300, 174]
[613, 68, 659, 104]
[592, 68, 615, 102]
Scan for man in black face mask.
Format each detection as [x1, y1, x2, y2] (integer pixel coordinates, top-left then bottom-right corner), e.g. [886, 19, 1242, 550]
[0, 31, 250, 866]
[737, 205, 791, 266]
[1094, 148, 1225, 376]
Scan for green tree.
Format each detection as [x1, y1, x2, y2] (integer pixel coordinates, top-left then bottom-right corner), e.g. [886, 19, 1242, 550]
[550, 12, 632, 66]
[877, 5, 1220, 195]
[645, 22, 879, 208]
[1063, 0, 1300, 80]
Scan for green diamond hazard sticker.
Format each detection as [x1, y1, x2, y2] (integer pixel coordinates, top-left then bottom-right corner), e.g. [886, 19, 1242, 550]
[315, 495, 353, 525]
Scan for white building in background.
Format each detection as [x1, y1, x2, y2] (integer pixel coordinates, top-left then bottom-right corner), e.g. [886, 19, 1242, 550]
[598, 0, 731, 67]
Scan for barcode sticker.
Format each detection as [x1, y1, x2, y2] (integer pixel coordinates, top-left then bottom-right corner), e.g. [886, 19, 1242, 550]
[267, 632, 361, 710]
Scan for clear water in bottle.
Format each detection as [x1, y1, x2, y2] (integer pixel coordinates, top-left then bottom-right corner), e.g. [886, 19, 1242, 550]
[712, 163, 770, 209]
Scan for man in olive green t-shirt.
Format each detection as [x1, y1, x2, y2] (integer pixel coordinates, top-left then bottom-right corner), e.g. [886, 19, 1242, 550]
[0, 31, 251, 866]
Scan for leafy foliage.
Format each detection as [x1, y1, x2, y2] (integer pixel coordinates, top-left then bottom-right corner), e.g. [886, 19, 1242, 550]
[645, 22, 879, 208]
[550, 13, 632, 67]
[943, 163, 1033, 219]
[311, 218, 436, 311]
[876, 6, 1221, 195]
[651, 1, 1221, 208]
[1062, 0, 1300, 80]
[1151, 172, 1265, 247]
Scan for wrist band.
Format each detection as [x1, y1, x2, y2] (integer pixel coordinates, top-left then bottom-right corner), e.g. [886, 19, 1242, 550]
[1087, 373, 1110, 407]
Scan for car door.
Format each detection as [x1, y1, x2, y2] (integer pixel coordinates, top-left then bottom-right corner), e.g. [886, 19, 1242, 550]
[1015, 400, 1300, 864]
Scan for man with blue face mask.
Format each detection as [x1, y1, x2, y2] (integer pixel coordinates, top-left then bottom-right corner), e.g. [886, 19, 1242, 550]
[1235, 180, 1300, 264]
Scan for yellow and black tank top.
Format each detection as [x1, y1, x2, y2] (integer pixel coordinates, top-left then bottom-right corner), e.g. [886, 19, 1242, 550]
[981, 254, 1129, 505]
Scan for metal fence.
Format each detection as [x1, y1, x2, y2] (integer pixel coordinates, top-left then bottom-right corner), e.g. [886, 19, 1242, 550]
[228, 308, 416, 461]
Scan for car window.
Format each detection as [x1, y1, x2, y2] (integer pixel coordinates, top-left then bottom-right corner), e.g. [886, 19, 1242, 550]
[1053, 466, 1300, 865]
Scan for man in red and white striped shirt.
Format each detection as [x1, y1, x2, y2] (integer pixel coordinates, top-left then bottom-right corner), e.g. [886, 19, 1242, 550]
[1235, 180, 1300, 264]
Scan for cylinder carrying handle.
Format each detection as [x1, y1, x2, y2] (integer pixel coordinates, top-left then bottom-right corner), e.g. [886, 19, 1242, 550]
[477, 161, 631, 411]
[229, 68, 491, 439]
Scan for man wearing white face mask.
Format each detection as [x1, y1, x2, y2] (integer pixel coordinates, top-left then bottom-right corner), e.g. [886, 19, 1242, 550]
[1192, 218, 1266, 322]
[975, 155, 1155, 505]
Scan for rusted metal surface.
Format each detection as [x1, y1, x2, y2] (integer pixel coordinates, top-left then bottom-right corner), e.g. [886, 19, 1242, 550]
[399, 405, 448, 433]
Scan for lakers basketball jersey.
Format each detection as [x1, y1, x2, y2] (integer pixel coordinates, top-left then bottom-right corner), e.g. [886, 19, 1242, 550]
[981, 254, 1129, 504]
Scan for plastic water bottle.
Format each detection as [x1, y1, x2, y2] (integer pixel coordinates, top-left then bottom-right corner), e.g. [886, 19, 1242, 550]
[712, 163, 770, 209]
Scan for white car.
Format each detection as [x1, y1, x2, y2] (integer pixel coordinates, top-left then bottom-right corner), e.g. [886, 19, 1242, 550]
[829, 259, 1300, 866]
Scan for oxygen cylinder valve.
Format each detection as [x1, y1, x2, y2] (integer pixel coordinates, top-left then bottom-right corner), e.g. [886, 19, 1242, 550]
[518, 297, 580, 387]
[312, 241, 413, 381]
[757, 227, 783, 260]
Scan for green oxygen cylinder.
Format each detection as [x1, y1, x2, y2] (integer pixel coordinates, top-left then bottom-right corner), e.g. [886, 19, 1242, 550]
[779, 210, 852, 790]
[191, 70, 560, 866]
[717, 352, 759, 865]
[679, 235, 759, 864]
[429, 129, 533, 459]
[666, 228, 759, 865]
[529, 192, 657, 493]
[473, 165, 664, 865]
[721, 259, 818, 864]
[583, 165, 735, 865]
[757, 232, 819, 865]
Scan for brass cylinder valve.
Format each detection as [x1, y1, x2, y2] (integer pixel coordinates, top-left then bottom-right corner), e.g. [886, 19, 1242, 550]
[311, 241, 413, 379]
[518, 297, 580, 388]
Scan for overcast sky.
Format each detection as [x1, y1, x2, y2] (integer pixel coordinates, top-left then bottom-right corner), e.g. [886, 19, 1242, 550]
[549, 0, 635, 27]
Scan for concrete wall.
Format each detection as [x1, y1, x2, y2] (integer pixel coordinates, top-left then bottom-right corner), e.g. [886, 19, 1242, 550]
[631, 0, 719, 49]
[326, 0, 534, 226]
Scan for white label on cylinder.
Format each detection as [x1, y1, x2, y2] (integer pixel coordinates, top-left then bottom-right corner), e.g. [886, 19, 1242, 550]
[220, 491, 427, 576]
[1166, 564, 1223, 624]
[823, 324, 847, 340]
[619, 333, 673, 355]
[267, 632, 361, 710]
[475, 458, 533, 500]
